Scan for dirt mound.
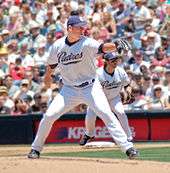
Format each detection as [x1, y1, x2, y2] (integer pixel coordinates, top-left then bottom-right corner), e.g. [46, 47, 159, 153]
[0, 143, 170, 173]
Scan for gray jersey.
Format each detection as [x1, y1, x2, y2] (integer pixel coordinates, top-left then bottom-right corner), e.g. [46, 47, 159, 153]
[97, 66, 130, 100]
[47, 36, 100, 86]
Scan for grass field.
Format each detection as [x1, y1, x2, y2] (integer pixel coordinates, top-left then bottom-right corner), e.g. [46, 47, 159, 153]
[43, 146, 170, 162]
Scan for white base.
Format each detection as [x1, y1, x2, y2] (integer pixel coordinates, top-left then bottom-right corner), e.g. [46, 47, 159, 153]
[84, 141, 115, 148]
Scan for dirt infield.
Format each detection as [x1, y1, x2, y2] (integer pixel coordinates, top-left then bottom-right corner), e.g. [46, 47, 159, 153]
[0, 143, 170, 173]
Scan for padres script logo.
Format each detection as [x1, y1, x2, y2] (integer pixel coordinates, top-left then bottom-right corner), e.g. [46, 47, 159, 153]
[57, 51, 83, 65]
[101, 80, 121, 89]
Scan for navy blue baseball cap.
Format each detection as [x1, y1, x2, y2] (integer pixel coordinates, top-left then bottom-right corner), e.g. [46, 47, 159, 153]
[103, 52, 120, 61]
[67, 16, 87, 27]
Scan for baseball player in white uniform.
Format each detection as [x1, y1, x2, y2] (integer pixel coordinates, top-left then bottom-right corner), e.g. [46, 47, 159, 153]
[28, 15, 138, 159]
[79, 52, 133, 146]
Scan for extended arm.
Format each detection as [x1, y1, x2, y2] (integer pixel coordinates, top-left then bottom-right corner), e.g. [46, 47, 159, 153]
[43, 65, 56, 89]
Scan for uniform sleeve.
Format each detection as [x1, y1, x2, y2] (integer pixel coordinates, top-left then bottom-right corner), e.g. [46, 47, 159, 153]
[47, 43, 59, 65]
[86, 38, 101, 57]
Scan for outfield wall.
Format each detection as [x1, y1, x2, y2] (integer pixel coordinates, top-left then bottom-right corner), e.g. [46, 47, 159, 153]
[0, 110, 170, 144]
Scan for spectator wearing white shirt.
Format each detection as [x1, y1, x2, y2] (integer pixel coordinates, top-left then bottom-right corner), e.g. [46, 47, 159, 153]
[147, 31, 161, 51]
[7, 39, 19, 65]
[33, 43, 48, 67]
[132, 0, 151, 30]
[19, 43, 34, 68]
[131, 0, 151, 39]
[28, 20, 46, 55]
[130, 50, 150, 74]
[146, 84, 168, 110]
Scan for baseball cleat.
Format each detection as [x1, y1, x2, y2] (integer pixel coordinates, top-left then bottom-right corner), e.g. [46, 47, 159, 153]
[27, 149, 40, 159]
[126, 147, 139, 159]
[79, 134, 94, 146]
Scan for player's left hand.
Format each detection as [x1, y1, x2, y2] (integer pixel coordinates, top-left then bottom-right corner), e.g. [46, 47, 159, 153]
[120, 90, 135, 105]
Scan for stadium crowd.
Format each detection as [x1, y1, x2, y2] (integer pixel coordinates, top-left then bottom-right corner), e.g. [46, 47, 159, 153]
[0, 0, 170, 115]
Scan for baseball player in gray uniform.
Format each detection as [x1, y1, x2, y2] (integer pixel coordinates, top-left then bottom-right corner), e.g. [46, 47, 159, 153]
[80, 52, 133, 146]
[28, 15, 138, 159]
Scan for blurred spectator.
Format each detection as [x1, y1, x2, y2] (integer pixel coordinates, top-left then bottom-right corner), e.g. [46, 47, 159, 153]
[125, 86, 147, 110]
[142, 75, 152, 94]
[7, 39, 19, 64]
[28, 20, 46, 55]
[33, 42, 48, 67]
[45, 32, 56, 52]
[9, 57, 25, 84]
[3, 75, 19, 98]
[19, 43, 34, 68]
[131, 0, 151, 39]
[130, 49, 150, 74]
[151, 47, 168, 67]
[32, 66, 42, 84]
[0, 46, 9, 78]
[15, 27, 28, 49]
[164, 69, 170, 87]
[0, 29, 10, 45]
[114, 2, 132, 37]
[12, 98, 30, 115]
[125, 32, 141, 50]
[145, 73, 166, 98]
[12, 79, 34, 101]
[0, 86, 14, 110]
[0, 95, 11, 114]
[91, 21, 110, 42]
[7, 9, 22, 35]
[147, 31, 161, 51]
[39, 101, 48, 113]
[107, 0, 120, 17]
[146, 84, 168, 110]
[28, 93, 42, 113]
[24, 69, 40, 93]
[102, 12, 117, 39]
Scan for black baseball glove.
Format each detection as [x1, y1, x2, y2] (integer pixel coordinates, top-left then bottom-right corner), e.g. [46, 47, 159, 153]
[120, 90, 135, 105]
[114, 39, 132, 54]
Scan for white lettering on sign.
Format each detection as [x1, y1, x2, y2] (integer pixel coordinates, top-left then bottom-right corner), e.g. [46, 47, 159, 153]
[68, 127, 84, 139]
[68, 126, 111, 139]
[130, 126, 136, 138]
[95, 126, 111, 138]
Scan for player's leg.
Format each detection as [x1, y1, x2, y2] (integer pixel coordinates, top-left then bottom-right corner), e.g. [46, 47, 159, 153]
[110, 96, 133, 141]
[79, 108, 96, 145]
[85, 108, 97, 137]
[82, 80, 138, 158]
[28, 86, 81, 158]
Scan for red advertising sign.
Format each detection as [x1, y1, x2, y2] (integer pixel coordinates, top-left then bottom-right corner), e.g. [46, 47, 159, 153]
[151, 118, 170, 140]
[129, 119, 149, 141]
[34, 117, 149, 143]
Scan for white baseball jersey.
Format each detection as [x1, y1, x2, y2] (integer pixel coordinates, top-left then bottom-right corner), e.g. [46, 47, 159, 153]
[47, 36, 100, 86]
[97, 66, 130, 100]
[85, 66, 132, 140]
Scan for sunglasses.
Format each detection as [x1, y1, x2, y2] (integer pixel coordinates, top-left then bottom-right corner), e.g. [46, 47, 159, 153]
[106, 58, 119, 63]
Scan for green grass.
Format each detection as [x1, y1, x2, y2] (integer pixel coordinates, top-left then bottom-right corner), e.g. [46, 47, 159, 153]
[43, 147, 170, 162]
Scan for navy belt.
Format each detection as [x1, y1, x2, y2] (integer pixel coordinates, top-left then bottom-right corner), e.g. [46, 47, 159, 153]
[74, 79, 95, 88]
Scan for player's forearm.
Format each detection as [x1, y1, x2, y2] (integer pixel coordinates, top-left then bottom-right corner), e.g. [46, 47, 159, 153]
[43, 65, 54, 88]
[102, 43, 116, 53]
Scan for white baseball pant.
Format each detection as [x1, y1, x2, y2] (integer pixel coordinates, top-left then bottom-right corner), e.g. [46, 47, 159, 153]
[85, 95, 133, 141]
[31, 79, 133, 152]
